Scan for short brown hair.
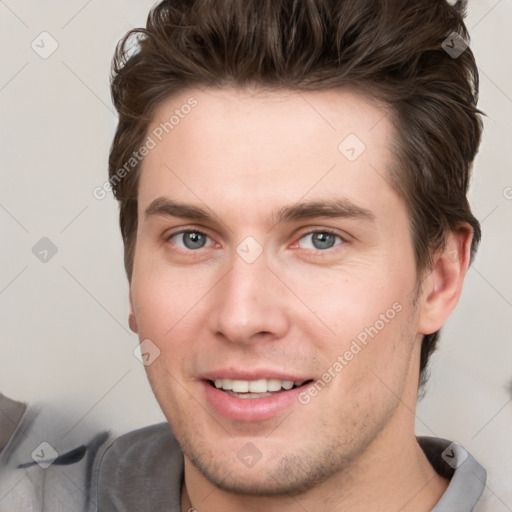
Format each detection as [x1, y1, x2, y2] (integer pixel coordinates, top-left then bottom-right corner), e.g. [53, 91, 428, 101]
[108, 0, 483, 388]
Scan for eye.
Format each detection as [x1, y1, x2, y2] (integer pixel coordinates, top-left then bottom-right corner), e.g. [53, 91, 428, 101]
[167, 230, 214, 250]
[297, 230, 344, 251]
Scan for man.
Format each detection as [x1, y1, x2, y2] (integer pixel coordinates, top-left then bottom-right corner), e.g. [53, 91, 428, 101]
[89, 0, 488, 510]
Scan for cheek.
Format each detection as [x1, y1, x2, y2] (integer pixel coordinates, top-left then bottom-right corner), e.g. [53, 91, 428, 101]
[131, 265, 219, 395]
[131, 259, 213, 339]
[344, 301, 417, 405]
[286, 263, 407, 343]
[299, 266, 416, 394]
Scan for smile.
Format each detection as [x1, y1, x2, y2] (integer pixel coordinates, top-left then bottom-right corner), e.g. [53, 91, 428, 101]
[210, 378, 311, 398]
[203, 379, 314, 421]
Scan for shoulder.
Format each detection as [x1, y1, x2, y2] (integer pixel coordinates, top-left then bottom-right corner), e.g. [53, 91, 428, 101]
[0, 402, 110, 512]
[89, 423, 184, 512]
[99, 422, 180, 463]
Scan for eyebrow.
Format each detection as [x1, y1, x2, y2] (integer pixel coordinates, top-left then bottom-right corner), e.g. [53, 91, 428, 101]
[144, 197, 222, 224]
[144, 196, 376, 226]
[274, 199, 375, 225]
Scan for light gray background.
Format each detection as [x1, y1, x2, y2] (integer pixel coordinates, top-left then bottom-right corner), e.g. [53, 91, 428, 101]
[1, 0, 511, 507]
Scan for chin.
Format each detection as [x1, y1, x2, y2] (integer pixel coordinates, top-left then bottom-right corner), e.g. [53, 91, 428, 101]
[184, 439, 350, 498]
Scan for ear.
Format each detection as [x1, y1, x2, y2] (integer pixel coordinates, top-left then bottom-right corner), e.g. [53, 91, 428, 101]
[128, 288, 138, 334]
[417, 224, 474, 335]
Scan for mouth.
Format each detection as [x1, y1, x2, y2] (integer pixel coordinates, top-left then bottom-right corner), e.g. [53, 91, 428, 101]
[202, 378, 315, 421]
[206, 378, 314, 399]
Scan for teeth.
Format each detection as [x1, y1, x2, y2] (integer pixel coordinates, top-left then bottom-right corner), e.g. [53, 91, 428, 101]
[214, 379, 233, 390]
[232, 380, 249, 393]
[213, 378, 307, 393]
[226, 390, 272, 399]
[267, 379, 282, 391]
[248, 379, 267, 393]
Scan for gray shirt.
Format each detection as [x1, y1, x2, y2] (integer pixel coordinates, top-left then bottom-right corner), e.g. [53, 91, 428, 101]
[89, 422, 488, 512]
[0, 393, 109, 512]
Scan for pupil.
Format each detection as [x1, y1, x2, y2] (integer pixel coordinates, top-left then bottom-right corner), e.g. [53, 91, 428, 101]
[184, 232, 205, 249]
[313, 232, 334, 250]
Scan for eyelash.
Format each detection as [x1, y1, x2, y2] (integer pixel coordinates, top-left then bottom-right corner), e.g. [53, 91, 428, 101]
[294, 229, 345, 252]
[166, 228, 346, 254]
[166, 229, 214, 250]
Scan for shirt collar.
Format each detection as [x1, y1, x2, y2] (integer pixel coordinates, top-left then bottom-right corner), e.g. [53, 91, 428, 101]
[418, 436, 486, 511]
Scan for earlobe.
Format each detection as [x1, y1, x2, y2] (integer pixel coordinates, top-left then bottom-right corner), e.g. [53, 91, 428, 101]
[128, 290, 138, 334]
[417, 225, 473, 335]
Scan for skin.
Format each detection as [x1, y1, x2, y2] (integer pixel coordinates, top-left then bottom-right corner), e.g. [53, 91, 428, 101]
[128, 86, 473, 512]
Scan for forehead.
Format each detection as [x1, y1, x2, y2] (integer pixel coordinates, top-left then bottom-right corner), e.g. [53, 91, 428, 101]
[137, 86, 401, 224]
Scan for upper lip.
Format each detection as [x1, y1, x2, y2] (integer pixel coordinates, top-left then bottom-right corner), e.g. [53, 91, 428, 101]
[199, 369, 314, 382]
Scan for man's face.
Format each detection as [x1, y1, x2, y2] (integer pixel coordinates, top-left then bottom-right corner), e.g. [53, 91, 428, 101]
[130, 87, 424, 494]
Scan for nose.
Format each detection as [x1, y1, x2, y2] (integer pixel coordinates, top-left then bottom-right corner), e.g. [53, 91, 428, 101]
[207, 250, 290, 344]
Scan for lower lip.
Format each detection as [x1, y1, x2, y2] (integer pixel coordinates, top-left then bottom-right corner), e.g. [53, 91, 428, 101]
[201, 380, 308, 422]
